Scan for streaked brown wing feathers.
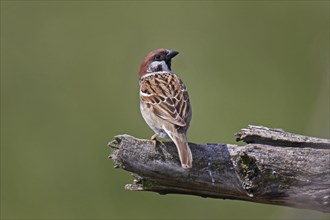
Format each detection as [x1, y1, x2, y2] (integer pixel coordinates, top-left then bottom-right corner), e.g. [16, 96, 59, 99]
[140, 73, 190, 127]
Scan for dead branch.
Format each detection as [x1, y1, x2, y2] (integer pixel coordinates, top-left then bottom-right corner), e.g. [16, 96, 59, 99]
[108, 125, 330, 212]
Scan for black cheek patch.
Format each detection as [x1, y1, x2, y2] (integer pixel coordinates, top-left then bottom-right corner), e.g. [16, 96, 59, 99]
[156, 64, 163, 72]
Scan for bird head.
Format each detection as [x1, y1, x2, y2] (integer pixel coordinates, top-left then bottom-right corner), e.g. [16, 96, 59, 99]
[139, 48, 179, 78]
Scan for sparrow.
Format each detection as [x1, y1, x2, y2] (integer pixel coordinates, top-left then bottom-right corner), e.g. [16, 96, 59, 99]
[139, 48, 193, 168]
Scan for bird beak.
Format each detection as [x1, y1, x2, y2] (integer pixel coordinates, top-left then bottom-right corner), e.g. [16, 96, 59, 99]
[166, 50, 179, 60]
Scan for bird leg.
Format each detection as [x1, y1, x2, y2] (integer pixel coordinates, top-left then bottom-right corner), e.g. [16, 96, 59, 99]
[151, 134, 160, 147]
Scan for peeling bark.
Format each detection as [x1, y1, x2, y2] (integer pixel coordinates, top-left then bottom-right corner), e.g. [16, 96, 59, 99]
[108, 125, 330, 212]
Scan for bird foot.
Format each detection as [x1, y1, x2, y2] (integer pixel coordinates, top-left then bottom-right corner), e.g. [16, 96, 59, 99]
[151, 134, 161, 147]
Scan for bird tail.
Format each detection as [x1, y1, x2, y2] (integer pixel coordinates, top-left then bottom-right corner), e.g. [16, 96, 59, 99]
[171, 133, 193, 169]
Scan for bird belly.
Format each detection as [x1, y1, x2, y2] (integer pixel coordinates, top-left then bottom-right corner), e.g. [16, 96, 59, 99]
[140, 101, 170, 139]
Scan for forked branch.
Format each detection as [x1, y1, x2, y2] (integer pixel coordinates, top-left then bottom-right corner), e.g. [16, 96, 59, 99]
[108, 125, 330, 212]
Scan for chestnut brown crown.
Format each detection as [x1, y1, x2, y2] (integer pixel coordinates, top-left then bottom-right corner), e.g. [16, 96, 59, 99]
[139, 48, 179, 79]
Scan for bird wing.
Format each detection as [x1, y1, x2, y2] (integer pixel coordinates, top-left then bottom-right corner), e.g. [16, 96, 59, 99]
[140, 73, 191, 127]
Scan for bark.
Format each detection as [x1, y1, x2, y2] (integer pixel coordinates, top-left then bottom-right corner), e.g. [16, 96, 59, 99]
[108, 125, 330, 212]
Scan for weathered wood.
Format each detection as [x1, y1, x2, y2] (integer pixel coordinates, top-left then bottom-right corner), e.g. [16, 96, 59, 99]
[108, 125, 330, 212]
[236, 125, 330, 149]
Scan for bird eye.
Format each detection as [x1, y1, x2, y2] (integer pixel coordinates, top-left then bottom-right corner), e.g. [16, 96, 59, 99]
[154, 55, 162, 61]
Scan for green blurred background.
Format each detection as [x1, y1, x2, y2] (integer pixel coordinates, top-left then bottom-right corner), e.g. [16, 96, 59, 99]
[1, 1, 329, 219]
